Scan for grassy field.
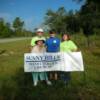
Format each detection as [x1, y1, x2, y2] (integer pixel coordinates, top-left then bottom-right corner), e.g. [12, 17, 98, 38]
[0, 34, 100, 100]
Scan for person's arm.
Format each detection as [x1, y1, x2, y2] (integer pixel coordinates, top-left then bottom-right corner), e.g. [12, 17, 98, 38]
[71, 47, 78, 52]
[31, 38, 36, 46]
[30, 37, 36, 52]
[70, 41, 78, 52]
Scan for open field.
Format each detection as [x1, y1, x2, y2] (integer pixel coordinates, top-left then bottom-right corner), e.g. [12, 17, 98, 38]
[0, 35, 100, 100]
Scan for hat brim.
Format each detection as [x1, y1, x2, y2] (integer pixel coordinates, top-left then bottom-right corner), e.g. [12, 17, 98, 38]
[37, 31, 43, 33]
[35, 40, 45, 44]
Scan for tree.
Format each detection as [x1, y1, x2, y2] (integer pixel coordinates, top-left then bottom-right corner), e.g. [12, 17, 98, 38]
[13, 17, 24, 36]
[45, 7, 81, 34]
[80, 1, 100, 47]
[0, 18, 5, 37]
[65, 10, 80, 33]
[0, 17, 33, 38]
[73, 0, 100, 47]
[0, 18, 13, 37]
[45, 7, 67, 33]
[2, 22, 13, 37]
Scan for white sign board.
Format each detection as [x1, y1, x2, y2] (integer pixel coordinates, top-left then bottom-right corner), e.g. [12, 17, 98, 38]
[24, 52, 84, 72]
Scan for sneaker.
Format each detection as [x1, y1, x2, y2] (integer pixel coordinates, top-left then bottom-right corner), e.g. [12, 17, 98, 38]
[46, 81, 52, 85]
[34, 81, 38, 86]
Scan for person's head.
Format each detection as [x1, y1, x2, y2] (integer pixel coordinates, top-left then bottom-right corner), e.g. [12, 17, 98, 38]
[36, 28, 44, 37]
[49, 29, 56, 37]
[62, 33, 70, 41]
[35, 40, 45, 47]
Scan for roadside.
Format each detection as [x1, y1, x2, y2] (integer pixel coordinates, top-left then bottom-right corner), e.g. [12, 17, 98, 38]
[0, 37, 32, 43]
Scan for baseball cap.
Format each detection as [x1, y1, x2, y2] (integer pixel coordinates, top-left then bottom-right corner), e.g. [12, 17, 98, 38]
[37, 28, 44, 32]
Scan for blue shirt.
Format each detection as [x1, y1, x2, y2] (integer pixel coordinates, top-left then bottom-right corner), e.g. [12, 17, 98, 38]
[46, 37, 60, 52]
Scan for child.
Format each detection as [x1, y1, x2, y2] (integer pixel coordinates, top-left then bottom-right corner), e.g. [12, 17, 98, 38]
[60, 33, 78, 85]
[45, 29, 60, 80]
[31, 39, 52, 86]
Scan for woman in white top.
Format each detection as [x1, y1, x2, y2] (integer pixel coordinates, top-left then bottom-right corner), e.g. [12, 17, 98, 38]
[31, 39, 51, 86]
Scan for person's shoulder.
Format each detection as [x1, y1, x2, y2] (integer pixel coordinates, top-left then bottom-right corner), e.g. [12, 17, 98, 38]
[68, 40, 77, 46]
[68, 40, 74, 43]
[46, 37, 50, 41]
[56, 37, 60, 42]
[61, 41, 67, 45]
[41, 36, 46, 40]
[31, 36, 38, 40]
[55, 37, 60, 39]
[32, 45, 38, 49]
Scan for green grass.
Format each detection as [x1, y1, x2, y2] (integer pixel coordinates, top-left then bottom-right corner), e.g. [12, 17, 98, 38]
[0, 35, 100, 100]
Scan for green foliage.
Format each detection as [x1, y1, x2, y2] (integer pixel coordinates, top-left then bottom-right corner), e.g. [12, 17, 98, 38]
[77, 0, 100, 46]
[0, 18, 13, 38]
[45, 7, 67, 33]
[13, 17, 24, 36]
[13, 17, 24, 30]
[66, 12, 80, 33]
[0, 17, 33, 38]
[45, 7, 81, 34]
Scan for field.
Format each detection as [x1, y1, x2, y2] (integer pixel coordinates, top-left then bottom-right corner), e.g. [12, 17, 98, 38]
[0, 34, 100, 100]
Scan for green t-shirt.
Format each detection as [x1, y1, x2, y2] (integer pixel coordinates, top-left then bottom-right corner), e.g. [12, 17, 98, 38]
[31, 36, 46, 46]
[60, 40, 78, 52]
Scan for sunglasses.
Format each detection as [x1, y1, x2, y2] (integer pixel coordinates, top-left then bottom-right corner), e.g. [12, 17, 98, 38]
[37, 31, 43, 33]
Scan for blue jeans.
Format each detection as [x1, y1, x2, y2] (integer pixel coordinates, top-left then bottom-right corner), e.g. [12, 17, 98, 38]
[32, 72, 48, 83]
[60, 72, 71, 84]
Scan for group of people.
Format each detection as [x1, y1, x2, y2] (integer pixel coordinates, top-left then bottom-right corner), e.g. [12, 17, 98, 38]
[30, 28, 78, 86]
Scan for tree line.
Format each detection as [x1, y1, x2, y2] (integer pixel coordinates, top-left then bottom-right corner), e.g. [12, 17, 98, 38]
[44, 0, 100, 46]
[0, 17, 33, 38]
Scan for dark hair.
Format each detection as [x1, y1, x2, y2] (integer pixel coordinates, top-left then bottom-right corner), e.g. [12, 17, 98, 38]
[49, 29, 56, 34]
[61, 33, 71, 41]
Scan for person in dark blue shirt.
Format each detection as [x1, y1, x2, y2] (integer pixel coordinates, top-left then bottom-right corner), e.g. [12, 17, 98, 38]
[45, 29, 60, 80]
[46, 30, 60, 52]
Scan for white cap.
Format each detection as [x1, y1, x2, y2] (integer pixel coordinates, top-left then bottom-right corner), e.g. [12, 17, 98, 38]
[37, 28, 44, 32]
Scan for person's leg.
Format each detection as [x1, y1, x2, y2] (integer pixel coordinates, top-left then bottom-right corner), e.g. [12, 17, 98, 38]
[39, 72, 46, 81]
[50, 72, 57, 80]
[39, 72, 52, 85]
[44, 72, 52, 85]
[44, 72, 48, 80]
[64, 72, 71, 84]
[32, 72, 38, 86]
[60, 72, 65, 81]
[54, 72, 58, 80]
[50, 72, 53, 80]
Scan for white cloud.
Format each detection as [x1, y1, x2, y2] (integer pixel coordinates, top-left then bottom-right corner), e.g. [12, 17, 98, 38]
[24, 16, 43, 31]
[25, 17, 34, 25]
[24, 17, 34, 30]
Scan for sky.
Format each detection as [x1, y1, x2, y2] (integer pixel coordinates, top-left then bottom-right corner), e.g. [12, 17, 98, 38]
[0, 0, 84, 31]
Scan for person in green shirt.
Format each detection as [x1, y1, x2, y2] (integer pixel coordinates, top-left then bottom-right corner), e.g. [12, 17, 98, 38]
[60, 34, 78, 52]
[60, 33, 78, 85]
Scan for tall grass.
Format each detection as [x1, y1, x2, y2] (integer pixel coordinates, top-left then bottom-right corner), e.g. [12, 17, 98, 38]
[0, 35, 100, 100]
